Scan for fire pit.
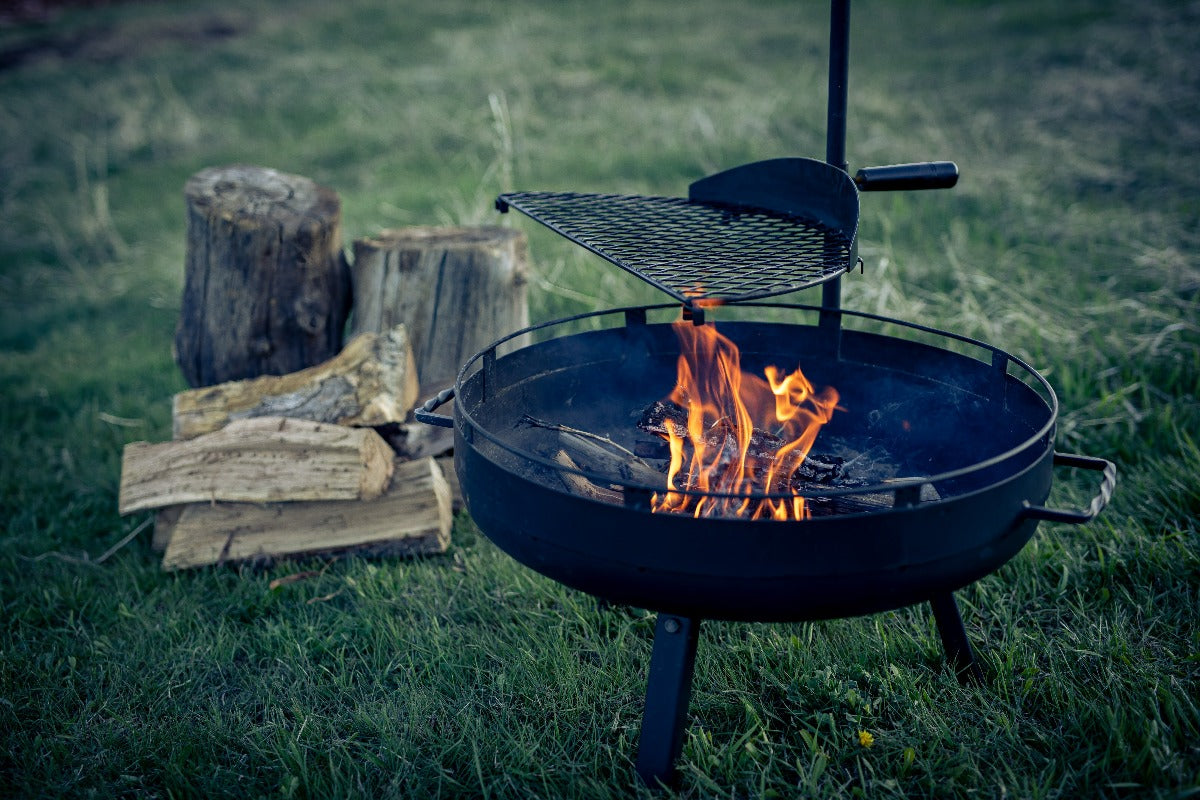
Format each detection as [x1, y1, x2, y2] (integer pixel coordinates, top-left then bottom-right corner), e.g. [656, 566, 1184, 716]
[416, 0, 1115, 786]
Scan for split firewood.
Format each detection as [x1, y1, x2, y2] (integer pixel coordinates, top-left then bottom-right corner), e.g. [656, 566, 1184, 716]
[553, 450, 623, 504]
[805, 481, 940, 516]
[151, 506, 183, 553]
[172, 324, 419, 440]
[152, 454, 462, 554]
[637, 400, 847, 485]
[160, 457, 452, 570]
[118, 417, 394, 515]
[517, 414, 664, 487]
[434, 454, 463, 512]
[374, 397, 455, 460]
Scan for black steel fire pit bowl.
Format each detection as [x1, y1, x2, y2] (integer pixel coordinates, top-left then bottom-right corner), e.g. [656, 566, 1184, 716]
[419, 302, 1112, 623]
[416, 302, 1114, 784]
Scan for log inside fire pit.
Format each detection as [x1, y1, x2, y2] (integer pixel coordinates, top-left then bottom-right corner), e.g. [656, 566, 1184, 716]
[518, 401, 938, 518]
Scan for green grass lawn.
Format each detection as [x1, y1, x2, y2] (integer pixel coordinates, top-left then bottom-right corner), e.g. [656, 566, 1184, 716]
[1, 0, 1197, 797]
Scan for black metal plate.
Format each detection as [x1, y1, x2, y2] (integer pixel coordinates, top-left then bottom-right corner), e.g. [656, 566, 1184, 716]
[497, 190, 853, 305]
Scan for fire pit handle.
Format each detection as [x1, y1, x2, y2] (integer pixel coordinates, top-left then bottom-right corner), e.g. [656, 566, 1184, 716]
[1022, 452, 1116, 524]
[414, 387, 455, 429]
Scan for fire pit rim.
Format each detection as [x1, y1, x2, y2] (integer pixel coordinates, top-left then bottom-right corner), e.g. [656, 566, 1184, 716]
[443, 301, 1060, 503]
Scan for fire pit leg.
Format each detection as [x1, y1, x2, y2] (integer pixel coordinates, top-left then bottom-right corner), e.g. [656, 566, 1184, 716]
[635, 614, 701, 787]
[929, 592, 984, 685]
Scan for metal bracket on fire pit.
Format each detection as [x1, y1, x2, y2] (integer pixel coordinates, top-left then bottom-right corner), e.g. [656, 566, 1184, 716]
[496, 157, 859, 313]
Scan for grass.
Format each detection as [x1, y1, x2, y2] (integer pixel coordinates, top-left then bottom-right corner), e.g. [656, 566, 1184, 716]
[1, 0, 1198, 797]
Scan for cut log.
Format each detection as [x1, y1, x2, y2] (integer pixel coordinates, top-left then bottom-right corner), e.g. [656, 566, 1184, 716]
[118, 417, 394, 515]
[172, 324, 419, 440]
[151, 506, 184, 553]
[161, 457, 452, 570]
[805, 482, 940, 516]
[175, 165, 351, 387]
[553, 450, 622, 504]
[517, 414, 665, 487]
[434, 455, 463, 512]
[637, 400, 847, 485]
[374, 382, 457, 460]
[349, 226, 529, 390]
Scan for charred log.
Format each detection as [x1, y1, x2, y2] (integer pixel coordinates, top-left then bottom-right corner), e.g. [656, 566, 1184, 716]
[637, 400, 847, 485]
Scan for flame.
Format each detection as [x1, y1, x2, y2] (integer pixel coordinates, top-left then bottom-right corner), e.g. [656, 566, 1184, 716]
[650, 316, 840, 520]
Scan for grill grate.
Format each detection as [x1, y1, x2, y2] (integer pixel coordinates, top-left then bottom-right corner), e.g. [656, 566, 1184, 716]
[497, 190, 852, 306]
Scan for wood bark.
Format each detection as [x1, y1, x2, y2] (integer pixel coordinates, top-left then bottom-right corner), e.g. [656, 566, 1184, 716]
[349, 226, 529, 389]
[161, 457, 452, 570]
[119, 417, 394, 514]
[172, 324, 419, 440]
[176, 165, 351, 387]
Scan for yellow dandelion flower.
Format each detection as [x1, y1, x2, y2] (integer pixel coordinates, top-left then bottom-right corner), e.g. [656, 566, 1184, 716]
[858, 730, 875, 748]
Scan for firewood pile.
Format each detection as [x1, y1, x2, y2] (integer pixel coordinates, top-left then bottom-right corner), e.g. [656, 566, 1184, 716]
[119, 165, 528, 570]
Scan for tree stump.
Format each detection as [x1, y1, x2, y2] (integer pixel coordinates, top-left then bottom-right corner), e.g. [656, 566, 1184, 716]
[349, 226, 529, 390]
[175, 165, 351, 388]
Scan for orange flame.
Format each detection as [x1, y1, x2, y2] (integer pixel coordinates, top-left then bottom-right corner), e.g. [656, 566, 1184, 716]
[650, 317, 840, 520]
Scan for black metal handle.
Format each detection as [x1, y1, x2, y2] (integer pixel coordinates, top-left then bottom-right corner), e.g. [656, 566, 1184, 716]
[1023, 452, 1117, 524]
[414, 387, 455, 429]
[854, 161, 959, 191]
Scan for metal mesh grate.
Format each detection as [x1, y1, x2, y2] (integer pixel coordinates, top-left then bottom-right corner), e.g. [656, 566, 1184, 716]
[498, 191, 852, 305]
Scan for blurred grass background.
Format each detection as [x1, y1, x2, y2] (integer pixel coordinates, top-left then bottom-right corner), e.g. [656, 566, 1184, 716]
[0, 0, 1197, 797]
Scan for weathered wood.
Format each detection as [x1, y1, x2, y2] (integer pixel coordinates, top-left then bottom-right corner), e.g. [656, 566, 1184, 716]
[350, 226, 529, 389]
[172, 324, 419, 440]
[176, 165, 351, 387]
[518, 413, 664, 487]
[119, 417, 394, 515]
[805, 482, 940, 516]
[434, 455, 463, 512]
[637, 400, 847, 485]
[151, 506, 184, 553]
[554, 450, 622, 504]
[374, 384, 456, 460]
[161, 457, 452, 570]
[552, 429, 664, 488]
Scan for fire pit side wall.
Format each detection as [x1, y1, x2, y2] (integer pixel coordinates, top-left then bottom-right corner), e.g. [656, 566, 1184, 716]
[455, 433, 1053, 622]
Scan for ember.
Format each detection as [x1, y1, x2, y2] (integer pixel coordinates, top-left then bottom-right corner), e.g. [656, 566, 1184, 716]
[649, 316, 840, 520]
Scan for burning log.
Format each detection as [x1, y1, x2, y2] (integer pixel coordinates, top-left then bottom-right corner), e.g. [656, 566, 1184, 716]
[118, 417, 394, 515]
[160, 457, 452, 570]
[171, 324, 419, 440]
[518, 407, 940, 517]
[637, 400, 847, 486]
[176, 165, 350, 387]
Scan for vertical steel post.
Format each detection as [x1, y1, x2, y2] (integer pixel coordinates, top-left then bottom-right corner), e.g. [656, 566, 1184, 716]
[821, 0, 851, 336]
[826, 0, 850, 174]
[635, 614, 701, 787]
